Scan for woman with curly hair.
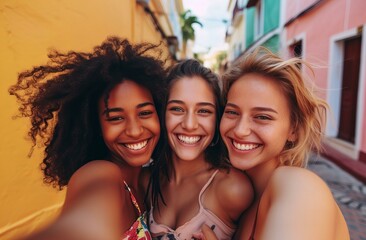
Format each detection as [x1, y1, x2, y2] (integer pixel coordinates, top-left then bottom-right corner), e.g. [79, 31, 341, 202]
[9, 37, 167, 240]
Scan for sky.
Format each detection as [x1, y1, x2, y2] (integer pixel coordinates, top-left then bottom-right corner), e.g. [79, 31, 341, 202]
[182, 0, 230, 53]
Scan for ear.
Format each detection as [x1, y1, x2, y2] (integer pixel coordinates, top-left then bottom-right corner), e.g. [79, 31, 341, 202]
[287, 128, 297, 142]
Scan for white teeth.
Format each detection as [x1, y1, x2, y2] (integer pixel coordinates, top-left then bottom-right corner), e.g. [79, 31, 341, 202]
[124, 140, 148, 150]
[233, 141, 260, 151]
[177, 135, 201, 144]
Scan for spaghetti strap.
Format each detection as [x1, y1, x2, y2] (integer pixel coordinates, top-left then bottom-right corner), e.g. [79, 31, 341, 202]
[123, 181, 141, 215]
[198, 169, 219, 206]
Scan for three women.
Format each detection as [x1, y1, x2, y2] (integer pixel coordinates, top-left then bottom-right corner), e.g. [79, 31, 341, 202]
[11, 37, 349, 239]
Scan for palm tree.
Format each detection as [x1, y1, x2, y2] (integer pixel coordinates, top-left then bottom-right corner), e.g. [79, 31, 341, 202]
[180, 10, 203, 58]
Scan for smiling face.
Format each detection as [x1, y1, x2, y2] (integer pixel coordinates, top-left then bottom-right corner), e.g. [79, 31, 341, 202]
[220, 73, 295, 172]
[165, 76, 216, 162]
[98, 80, 160, 167]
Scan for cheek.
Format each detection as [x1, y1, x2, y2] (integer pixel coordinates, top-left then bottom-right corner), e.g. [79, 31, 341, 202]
[261, 125, 288, 147]
[203, 116, 216, 133]
[151, 118, 161, 135]
[101, 125, 118, 142]
[219, 117, 232, 136]
[165, 114, 179, 131]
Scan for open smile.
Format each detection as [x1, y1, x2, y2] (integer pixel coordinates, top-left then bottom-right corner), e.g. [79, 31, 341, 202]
[232, 140, 262, 151]
[123, 139, 149, 150]
[177, 134, 201, 144]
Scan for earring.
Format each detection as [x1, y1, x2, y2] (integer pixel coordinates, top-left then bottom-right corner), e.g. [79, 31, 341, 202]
[286, 140, 295, 149]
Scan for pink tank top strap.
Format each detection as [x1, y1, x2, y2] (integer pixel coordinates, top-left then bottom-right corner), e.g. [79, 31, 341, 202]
[198, 169, 219, 206]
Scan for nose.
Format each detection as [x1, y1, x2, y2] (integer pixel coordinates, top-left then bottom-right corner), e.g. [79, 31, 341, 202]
[181, 111, 198, 130]
[233, 116, 251, 137]
[125, 118, 144, 138]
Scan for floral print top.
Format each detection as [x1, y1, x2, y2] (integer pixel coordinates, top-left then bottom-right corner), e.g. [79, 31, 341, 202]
[122, 181, 152, 240]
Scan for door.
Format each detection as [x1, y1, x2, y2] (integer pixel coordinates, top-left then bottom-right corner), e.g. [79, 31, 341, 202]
[337, 36, 362, 143]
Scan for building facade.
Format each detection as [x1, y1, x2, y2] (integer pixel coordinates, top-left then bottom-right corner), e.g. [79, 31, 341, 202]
[226, 0, 366, 182]
[0, 0, 182, 238]
[284, 0, 366, 182]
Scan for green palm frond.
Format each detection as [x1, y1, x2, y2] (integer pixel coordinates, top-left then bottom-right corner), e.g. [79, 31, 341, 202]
[180, 10, 203, 42]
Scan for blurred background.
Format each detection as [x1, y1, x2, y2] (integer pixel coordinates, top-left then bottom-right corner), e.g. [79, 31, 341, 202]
[1, 0, 365, 239]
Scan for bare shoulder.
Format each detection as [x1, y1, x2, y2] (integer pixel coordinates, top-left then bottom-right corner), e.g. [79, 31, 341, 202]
[68, 160, 123, 189]
[215, 168, 254, 213]
[64, 160, 124, 208]
[267, 166, 332, 198]
[259, 166, 349, 240]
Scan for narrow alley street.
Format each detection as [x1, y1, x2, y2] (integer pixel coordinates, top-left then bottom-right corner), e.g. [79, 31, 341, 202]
[309, 155, 366, 240]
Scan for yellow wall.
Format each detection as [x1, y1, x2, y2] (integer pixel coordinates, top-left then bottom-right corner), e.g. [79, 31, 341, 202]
[0, 0, 170, 238]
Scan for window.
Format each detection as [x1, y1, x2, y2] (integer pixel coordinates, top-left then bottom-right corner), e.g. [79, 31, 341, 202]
[254, 1, 263, 39]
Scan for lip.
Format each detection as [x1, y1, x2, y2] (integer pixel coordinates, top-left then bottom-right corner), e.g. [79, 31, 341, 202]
[121, 138, 151, 152]
[230, 138, 262, 152]
[175, 133, 202, 146]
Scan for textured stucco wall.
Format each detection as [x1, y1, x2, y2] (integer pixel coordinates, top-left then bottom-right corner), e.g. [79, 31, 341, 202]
[0, 0, 170, 238]
[285, 0, 366, 154]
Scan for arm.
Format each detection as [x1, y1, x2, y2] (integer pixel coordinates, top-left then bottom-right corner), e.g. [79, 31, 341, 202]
[196, 169, 253, 240]
[19, 160, 125, 240]
[258, 167, 346, 240]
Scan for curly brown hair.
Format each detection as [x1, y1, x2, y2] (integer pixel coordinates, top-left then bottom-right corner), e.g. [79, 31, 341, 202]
[9, 37, 167, 189]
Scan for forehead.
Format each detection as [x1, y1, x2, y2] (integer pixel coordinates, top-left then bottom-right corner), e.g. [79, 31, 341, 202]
[228, 73, 289, 108]
[101, 80, 154, 107]
[169, 76, 215, 102]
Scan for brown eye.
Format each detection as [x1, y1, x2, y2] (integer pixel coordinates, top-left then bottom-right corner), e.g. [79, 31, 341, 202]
[139, 111, 153, 117]
[224, 110, 239, 115]
[169, 106, 184, 112]
[106, 116, 124, 122]
[255, 115, 271, 120]
[198, 109, 213, 114]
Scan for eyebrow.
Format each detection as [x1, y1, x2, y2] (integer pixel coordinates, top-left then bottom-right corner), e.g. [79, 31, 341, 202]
[167, 99, 216, 108]
[225, 103, 278, 114]
[102, 101, 154, 114]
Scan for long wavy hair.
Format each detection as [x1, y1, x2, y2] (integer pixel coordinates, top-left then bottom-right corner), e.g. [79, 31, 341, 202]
[9, 37, 167, 189]
[222, 47, 328, 167]
[149, 59, 230, 208]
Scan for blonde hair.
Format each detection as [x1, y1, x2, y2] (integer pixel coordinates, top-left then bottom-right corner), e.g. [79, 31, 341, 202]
[222, 47, 328, 167]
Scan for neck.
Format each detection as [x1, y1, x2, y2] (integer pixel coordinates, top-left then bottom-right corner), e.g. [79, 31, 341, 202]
[247, 159, 279, 198]
[122, 166, 142, 188]
[109, 154, 143, 190]
[170, 153, 211, 184]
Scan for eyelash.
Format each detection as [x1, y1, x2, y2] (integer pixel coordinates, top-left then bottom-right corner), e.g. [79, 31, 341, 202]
[168, 107, 214, 115]
[198, 109, 213, 114]
[224, 110, 239, 115]
[106, 116, 124, 122]
[139, 111, 153, 117]
[169, 107, 184, 112]
[255, 115, 272, 120]
[105, 110, 154, 121]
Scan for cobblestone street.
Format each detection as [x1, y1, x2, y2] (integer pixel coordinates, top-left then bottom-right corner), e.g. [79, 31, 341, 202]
[308, 155, 366, 240]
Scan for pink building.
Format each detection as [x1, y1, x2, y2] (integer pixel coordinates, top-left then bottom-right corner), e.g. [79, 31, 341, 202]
[283, 0, 366, 182]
